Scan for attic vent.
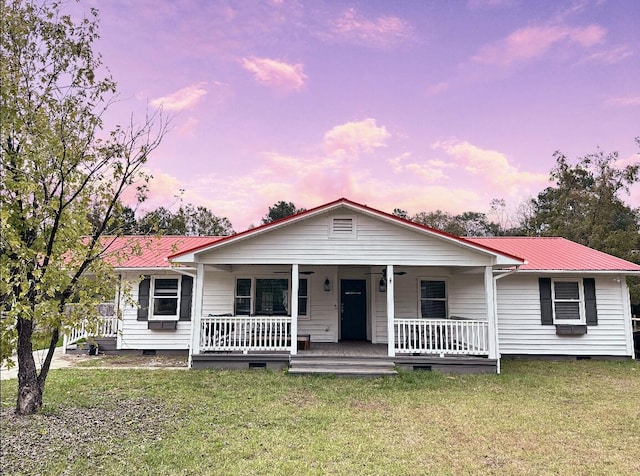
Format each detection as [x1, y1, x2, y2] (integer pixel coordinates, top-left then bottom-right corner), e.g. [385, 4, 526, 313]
[330, 216, 356, 238]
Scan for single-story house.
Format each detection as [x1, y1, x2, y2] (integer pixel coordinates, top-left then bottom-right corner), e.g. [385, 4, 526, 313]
[65, 198, 640, 374]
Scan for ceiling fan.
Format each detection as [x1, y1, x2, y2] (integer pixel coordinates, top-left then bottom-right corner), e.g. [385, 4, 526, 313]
[366, 269, 407, 276]
[274, 271, 315, 275]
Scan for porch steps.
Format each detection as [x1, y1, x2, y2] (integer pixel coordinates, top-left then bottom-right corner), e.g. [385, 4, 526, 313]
[288, 356, 397, 377]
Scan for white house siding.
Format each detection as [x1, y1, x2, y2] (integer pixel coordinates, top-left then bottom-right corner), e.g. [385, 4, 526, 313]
[194, 212, 494, 267]
[200, 265, 339, 343]
[449, 273, 487, 320]
[496, 274, 632, 356]
[119, 271, 192, 350]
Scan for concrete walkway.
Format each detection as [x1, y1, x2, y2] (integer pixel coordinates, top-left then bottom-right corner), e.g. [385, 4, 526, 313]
[1, 347, 76, 381]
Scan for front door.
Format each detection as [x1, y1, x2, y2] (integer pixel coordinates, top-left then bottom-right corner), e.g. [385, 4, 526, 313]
[340, 279, 367, 340]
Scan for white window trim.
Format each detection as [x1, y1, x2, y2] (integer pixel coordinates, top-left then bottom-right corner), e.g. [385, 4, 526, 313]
[233, 276, 311, 318]
[234, 276, 253, 316]
[417, 277, 448, 319]
[149, 276, 181, 321]
[329, 215, 357, 238]
[298, 277, 310, 320]
[552, 278, 586, 324]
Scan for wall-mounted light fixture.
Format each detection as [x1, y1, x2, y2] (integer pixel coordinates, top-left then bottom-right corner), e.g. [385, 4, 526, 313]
[324, 278, 331, 292]
[379, 277, 386, 293]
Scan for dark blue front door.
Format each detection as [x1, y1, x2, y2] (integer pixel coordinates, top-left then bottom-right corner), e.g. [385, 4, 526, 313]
[341, 279, 367, 340]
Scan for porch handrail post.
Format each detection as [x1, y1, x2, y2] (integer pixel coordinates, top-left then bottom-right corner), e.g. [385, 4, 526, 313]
[386, 264, 395, 357]
[485, 266, 498, 361]
[190, 263, 205, 366]
[291, 264, 299, 355]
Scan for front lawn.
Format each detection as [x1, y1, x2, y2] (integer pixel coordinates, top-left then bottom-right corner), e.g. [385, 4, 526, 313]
[2, 359, 639, 475]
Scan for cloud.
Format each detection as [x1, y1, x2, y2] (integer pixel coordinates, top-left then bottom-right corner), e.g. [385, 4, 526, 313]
[389, 153, 454, 183]
[472, 24, 605, 67]
[323, 118, 391, 158]
[605, 95, 640, 107]
[426, 81, 450, 96]
[150, 82, 208, 111]
[241, 57, 307, 92]
[582, 45, 633, 64]
[326, 7, 413, 49]
[433, 139, 549, 194]
[467, 0, 516, 9]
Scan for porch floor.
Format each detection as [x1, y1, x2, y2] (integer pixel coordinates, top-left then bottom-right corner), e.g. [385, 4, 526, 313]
[299, 341, 388, 358]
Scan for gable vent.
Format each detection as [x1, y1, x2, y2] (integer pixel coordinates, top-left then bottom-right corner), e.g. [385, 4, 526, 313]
[330, 216, 356, 237]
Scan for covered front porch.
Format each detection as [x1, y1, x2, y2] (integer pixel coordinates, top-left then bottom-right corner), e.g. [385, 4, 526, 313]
[189, 262, 503, 373]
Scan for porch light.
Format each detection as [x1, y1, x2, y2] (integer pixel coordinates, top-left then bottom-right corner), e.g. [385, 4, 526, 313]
[379, 277, 386, 293]
[324, 278, 331, 292]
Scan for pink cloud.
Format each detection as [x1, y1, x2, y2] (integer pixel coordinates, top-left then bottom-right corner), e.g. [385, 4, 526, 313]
[581, 45, 633, 64]
[323, 118, 391, 158]
[150, 82, 208, 111]
[473, 24, 606, 66]
[327, 7, 413, 48]
[426, 81, 450, 96]
[605, 95, 640, 107]
[433, 139, 549, 194]
[241, 57, 307, 93]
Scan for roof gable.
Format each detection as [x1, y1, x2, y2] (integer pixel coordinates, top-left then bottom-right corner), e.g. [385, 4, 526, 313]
[169, 198, 524, 266]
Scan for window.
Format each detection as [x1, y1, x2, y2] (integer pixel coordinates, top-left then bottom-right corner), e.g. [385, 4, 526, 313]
[235, 278, 252, 315]
[151, 278, 180, 318]
[420, 280, 447, 319]
[233, 277, 310, 317]
[298, 278, 308, 318]
[539, 278, 598, 327]
[552, 280, 583, 322]
[256, 279, 289, 315]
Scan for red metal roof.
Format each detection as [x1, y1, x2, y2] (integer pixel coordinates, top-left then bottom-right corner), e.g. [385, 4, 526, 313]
[468, 237, 640, 272]
[101, 236, 224, 269]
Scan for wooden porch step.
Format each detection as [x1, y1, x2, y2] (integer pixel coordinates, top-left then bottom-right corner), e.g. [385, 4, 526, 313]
[288, 356, 397, 377]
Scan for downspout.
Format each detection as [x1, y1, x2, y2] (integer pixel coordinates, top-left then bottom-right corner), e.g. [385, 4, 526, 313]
[492, 266, 521, 374]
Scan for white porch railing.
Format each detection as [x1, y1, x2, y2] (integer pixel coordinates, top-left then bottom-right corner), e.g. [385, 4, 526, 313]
[63, 311, 119, 353]
[632, 317, 640, 332]
[394, 318, 489, 356]
[200, 315, 292, 352]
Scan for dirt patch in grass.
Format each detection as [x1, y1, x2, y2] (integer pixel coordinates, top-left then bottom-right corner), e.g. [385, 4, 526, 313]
[0, 398, 176, 475]
[73, 353, 188, 368]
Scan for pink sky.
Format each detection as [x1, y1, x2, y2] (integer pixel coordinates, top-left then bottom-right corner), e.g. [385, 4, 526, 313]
[75, 0, 639, 231]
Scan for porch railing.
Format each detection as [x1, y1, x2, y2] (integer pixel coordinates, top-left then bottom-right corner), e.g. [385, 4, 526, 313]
[63, 314, 119, 352]
[632, 316, 640, 333]
[394, 318, 489, 356]
[200, 315, 292, 352]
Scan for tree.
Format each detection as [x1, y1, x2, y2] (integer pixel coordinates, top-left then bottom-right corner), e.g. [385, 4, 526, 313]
[261, 201, 306, 224]
[1, 1, 166, 415]
[524, 147, 640, 259]
[392, 208, 408, 219]
[136, 204, 234, 235]
[411, 210, 499, 236]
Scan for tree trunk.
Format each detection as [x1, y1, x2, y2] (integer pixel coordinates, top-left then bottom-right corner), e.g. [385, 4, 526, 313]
[15, 316, 43, 415]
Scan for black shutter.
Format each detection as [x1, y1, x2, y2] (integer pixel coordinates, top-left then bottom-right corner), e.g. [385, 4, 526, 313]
[179, 275, 193, 321]
[539, 278, 553, 325]
[137, 276, 151, 321]
[584, 278, 598, 326]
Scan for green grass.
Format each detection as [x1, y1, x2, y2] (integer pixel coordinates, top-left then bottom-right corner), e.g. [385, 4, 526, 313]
[2, 359, 640, 475]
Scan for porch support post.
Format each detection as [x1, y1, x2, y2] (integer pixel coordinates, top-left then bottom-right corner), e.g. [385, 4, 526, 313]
[290, 264, 299, 356]
[386, 264, 396, 357]
[189, 263, 205, 368]
[484, 266, 498, 361]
